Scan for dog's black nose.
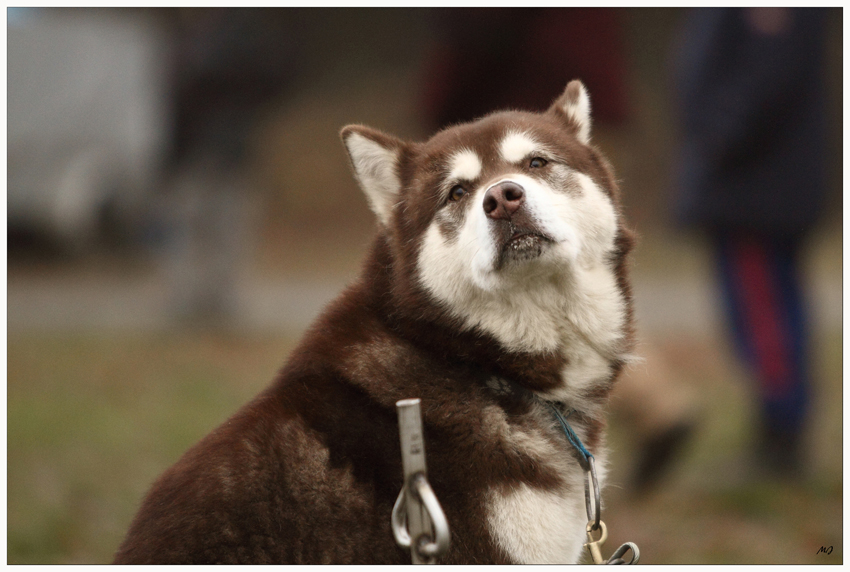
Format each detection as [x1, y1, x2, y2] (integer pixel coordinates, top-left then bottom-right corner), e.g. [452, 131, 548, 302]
[483, 181, 525, 220]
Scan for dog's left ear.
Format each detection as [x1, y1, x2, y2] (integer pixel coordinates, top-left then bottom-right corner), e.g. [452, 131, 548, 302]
[341, 125, 406, 227]
[549, 80, 592, 145]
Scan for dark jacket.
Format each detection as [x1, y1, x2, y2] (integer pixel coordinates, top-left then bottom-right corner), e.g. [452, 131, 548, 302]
[672, 8, 829, 237]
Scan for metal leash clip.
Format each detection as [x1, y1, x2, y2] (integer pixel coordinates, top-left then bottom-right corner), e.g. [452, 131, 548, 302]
[392, 399, 450, 564]
[543, 401, 640, 564]
[583, 456, 640, 565]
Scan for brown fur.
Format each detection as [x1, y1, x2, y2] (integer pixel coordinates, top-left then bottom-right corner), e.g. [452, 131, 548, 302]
[113, 84, 634, 564]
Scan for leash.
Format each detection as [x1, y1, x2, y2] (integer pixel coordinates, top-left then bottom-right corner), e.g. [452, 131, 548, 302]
[390, 392, 640, 564]
[543, 401, 640, 565]
[392, 398, 451, 564]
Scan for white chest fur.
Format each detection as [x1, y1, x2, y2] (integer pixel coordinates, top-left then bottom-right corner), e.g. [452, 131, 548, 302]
[476, 404, 605, 564]
[487, 481, 589, 564]
[482, 401, 606, 564]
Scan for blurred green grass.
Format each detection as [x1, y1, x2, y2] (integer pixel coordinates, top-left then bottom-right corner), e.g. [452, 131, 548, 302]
[8, 326, 841, 564]
[8, 332, 297, 564]
[7, 320, 843, 564]
[604, 327, 843, 565]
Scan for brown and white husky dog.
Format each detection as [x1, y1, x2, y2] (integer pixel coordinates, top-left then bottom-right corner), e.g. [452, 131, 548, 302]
[114, 80, 635, 564]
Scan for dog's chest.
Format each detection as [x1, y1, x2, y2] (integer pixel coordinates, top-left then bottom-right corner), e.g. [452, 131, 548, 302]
[477, 395, 600, 564]
[487, 479, 589, 564]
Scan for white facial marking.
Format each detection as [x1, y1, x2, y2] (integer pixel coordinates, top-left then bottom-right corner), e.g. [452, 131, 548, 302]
[448, 149, 483, 182]
[417, 167, 624, 366]
[499, 131, 539, 163]
[344, 132, 400, 227]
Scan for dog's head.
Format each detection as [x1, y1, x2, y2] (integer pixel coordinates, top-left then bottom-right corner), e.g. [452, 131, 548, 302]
[342, 80, 632, 360]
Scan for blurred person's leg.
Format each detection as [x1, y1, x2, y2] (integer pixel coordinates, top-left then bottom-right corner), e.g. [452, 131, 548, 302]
[715, 232, 810, 477]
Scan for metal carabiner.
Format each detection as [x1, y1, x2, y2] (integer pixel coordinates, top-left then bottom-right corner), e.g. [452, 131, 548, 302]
[583, 456, 640, 564]
[409, 472, 450, 558]
[391, 472, 450, 561]
[607, 542, 640, 565]
[393, 399, 450, 563]
[391, 485, 411, 548]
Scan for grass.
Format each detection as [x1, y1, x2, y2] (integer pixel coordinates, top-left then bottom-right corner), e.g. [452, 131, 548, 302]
[7, 325, 842, 564]
[604, 328, 843, 565]
[7, 331, 297, 564]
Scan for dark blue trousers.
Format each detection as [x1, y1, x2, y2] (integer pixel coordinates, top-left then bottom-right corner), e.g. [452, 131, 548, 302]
[715, 233, 810, 437]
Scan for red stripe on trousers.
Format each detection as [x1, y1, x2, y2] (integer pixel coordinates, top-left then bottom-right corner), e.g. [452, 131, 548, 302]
[731, 238, 791, 397]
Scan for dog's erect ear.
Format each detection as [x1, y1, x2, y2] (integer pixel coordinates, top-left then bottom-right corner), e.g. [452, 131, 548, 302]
[341, 125, 406, 227]
[549, 80, 592, 145]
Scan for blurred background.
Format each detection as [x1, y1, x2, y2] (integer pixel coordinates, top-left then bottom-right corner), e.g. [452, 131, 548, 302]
[6, 7, 842, 564]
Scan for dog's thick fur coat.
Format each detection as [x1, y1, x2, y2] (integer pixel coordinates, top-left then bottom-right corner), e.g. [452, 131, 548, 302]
[114, 80, 634, 564]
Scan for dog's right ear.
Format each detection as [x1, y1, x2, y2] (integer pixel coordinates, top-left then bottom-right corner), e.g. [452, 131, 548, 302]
[341, 125, 406, 227]
[549, 80, 592, 145]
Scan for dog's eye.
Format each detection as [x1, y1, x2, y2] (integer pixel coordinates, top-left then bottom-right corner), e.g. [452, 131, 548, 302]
[449, 185, 466, 202]
[529, 157, 548, 168]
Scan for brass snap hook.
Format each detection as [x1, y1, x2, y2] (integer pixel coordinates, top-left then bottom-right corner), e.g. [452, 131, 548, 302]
[584, 520, 608, 564]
